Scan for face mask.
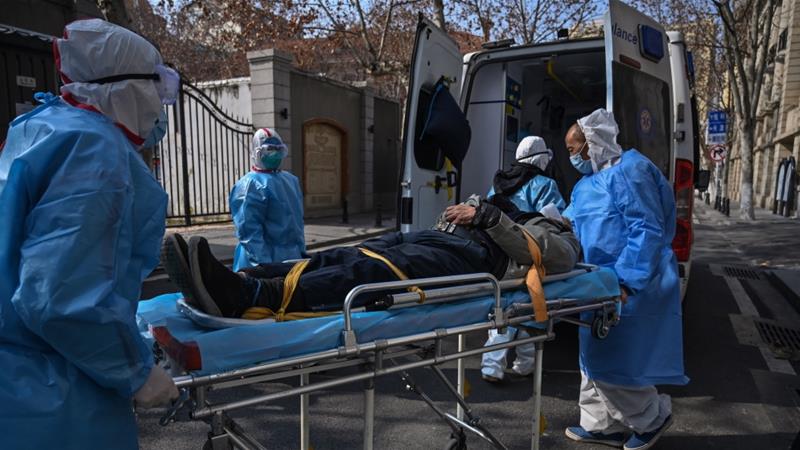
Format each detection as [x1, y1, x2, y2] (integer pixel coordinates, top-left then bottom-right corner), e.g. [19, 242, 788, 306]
[142, 108, 168, 148]
[570, 152, 593, 175]
[259, 150, 284, 169]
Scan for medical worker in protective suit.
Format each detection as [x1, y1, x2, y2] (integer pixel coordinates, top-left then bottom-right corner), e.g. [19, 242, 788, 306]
[230, 128, 305, 271]
[0, 20, 179, 449]
[481, 135, 566, 382]
[562, 109, 686, 450]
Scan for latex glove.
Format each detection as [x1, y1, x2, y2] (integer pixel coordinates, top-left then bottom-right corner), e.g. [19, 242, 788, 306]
[540, 203, 562, 222]
[134, 365, 179, 409]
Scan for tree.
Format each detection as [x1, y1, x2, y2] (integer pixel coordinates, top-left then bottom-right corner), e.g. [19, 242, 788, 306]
[451, 0, 501, 41]
[499, 0, 596, 44]
[714, 0, 779, 219]
[95, 0, 135, 29]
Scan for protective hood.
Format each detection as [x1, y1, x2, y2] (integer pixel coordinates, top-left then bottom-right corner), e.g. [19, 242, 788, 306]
[55, 19, 165, 146]
[577, 109, 623, 173]
[251, 128, 288, 171]
[515, 136, 553, 171]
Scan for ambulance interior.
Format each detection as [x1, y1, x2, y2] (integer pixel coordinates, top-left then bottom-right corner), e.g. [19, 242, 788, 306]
[460, 50, 606, 203]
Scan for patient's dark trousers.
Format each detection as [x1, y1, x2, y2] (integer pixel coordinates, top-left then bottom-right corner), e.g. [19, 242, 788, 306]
[245, 230, 495, 312]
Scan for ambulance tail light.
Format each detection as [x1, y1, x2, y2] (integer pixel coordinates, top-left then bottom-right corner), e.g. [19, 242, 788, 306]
[672, 158, 693, 262]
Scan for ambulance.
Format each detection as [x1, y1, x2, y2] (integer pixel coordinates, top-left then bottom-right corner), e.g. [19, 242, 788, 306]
[399, 0, 709, 298]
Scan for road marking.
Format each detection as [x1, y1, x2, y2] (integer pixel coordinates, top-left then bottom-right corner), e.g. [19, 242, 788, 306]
[725, 276, 797, 376]
[724, 276, 760, 317]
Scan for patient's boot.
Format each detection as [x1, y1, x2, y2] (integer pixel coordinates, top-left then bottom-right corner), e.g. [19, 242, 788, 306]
[189, 236, 244, 317]
[161, 233, 201, 308]
[188, 236, 286, 317]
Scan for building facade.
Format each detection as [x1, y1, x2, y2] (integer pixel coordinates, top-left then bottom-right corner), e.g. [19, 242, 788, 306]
[727, 0, 800, 215]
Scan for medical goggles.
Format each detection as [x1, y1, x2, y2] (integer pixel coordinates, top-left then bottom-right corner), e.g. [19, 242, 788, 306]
[87, 64, 180, 105]
[256, 137, 287, 154]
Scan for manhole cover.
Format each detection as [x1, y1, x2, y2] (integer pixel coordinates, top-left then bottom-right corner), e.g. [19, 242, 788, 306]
[723, 266, 763, 280]
[754, 319, 800, 360]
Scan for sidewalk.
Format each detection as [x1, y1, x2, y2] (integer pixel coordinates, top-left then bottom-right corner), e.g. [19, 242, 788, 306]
[694, 197, 800, 270]
[693, 199, 800, 312]
[169, 212, 396, 263]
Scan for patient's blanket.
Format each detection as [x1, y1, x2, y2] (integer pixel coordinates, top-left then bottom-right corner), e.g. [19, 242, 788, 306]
[137, 268, 619, 375]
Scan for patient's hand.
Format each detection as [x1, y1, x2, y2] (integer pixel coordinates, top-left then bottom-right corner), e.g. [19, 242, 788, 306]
[445, 204, 476, 225]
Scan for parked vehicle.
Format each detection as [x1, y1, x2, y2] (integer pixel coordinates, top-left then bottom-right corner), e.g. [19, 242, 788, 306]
[399, 0, 709, 299]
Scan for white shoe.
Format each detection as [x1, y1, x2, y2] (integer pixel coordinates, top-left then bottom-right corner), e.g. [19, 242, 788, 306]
[511, 362, 534, 377]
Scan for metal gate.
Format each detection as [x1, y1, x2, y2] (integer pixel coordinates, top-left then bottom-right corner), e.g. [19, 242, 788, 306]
[155, 80, 254, 226]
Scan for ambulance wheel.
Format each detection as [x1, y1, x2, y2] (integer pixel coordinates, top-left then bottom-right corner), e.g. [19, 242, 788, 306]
[592, 316, 609, 339]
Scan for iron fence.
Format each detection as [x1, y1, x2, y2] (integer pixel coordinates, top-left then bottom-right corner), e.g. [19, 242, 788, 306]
[154, 81, 254, 226]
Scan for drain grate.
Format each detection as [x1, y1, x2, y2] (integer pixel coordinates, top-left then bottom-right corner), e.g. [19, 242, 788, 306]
[723, 266, 763, 280]
[755, 320, 800, 360]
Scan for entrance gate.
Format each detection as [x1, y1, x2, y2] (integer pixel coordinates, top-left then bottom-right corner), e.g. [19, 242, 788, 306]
[156, 81, 254, 226]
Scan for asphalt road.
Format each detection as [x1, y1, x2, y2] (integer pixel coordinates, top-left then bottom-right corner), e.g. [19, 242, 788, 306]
[137, 201, 800, 449]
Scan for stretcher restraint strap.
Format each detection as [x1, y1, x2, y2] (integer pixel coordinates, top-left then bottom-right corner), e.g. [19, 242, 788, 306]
[521, 229, 548, 322]
[357, 247, 427, 303]
[241, 259, 337, 321]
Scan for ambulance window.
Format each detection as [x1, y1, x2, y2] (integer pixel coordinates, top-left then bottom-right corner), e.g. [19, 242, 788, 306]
[612, 62, 671, 177]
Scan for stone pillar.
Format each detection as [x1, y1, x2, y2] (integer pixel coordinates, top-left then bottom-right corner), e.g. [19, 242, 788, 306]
[360, 87, 375, 211]
[247, 49, 294, 170]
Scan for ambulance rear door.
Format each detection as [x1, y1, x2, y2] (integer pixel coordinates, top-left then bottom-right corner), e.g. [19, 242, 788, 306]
[604, 0, 674, 180]
[398, 16, 465, 232]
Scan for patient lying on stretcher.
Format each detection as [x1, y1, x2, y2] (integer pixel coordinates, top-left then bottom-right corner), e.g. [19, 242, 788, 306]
[161, 195, 581, 318]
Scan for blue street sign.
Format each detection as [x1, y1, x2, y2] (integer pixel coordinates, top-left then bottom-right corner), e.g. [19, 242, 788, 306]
[708, 110, 727, 124]
[708, 123, 727, 133]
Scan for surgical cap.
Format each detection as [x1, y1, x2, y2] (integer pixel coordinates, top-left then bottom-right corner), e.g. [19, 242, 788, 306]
[516, 136, 553, 171]
[577, 108, 623, 173]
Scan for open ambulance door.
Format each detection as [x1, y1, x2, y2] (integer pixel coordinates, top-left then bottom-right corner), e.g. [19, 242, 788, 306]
[604, 0, 674, 179]
[398, 16, 468, 232]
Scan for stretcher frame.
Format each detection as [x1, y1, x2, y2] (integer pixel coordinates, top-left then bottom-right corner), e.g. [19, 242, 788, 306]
[155, 265, 620, 450]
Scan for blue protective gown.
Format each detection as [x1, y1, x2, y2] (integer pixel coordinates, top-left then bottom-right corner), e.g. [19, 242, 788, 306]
[564, 149, 688, 387]
[488, 175, 566, 213]
[0, 96, 167, 449]
[230, 170, 305, 271]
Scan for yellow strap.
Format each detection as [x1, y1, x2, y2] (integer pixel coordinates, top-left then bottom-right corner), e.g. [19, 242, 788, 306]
[444, 158, 454, 201]
[358, 247, 426, 303]
[521, 229, 548, 322]
[241, 259, 337, 321]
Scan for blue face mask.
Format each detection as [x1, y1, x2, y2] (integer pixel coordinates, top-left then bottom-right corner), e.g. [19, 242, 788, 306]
[570, 152, 593, 175]
[142, 109, 168, 148]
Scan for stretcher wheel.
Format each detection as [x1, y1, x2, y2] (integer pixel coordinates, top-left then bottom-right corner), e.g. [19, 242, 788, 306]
[591, 315, 609, 340]
[443, 432, 467, 450]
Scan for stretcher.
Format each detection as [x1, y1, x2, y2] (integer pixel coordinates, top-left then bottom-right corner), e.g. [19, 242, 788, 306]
[137, 264, 621, 450]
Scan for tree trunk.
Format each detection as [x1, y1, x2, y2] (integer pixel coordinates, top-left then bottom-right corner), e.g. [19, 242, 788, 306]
[738, 124, 756, 219]
[433, 0, 447, 30]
